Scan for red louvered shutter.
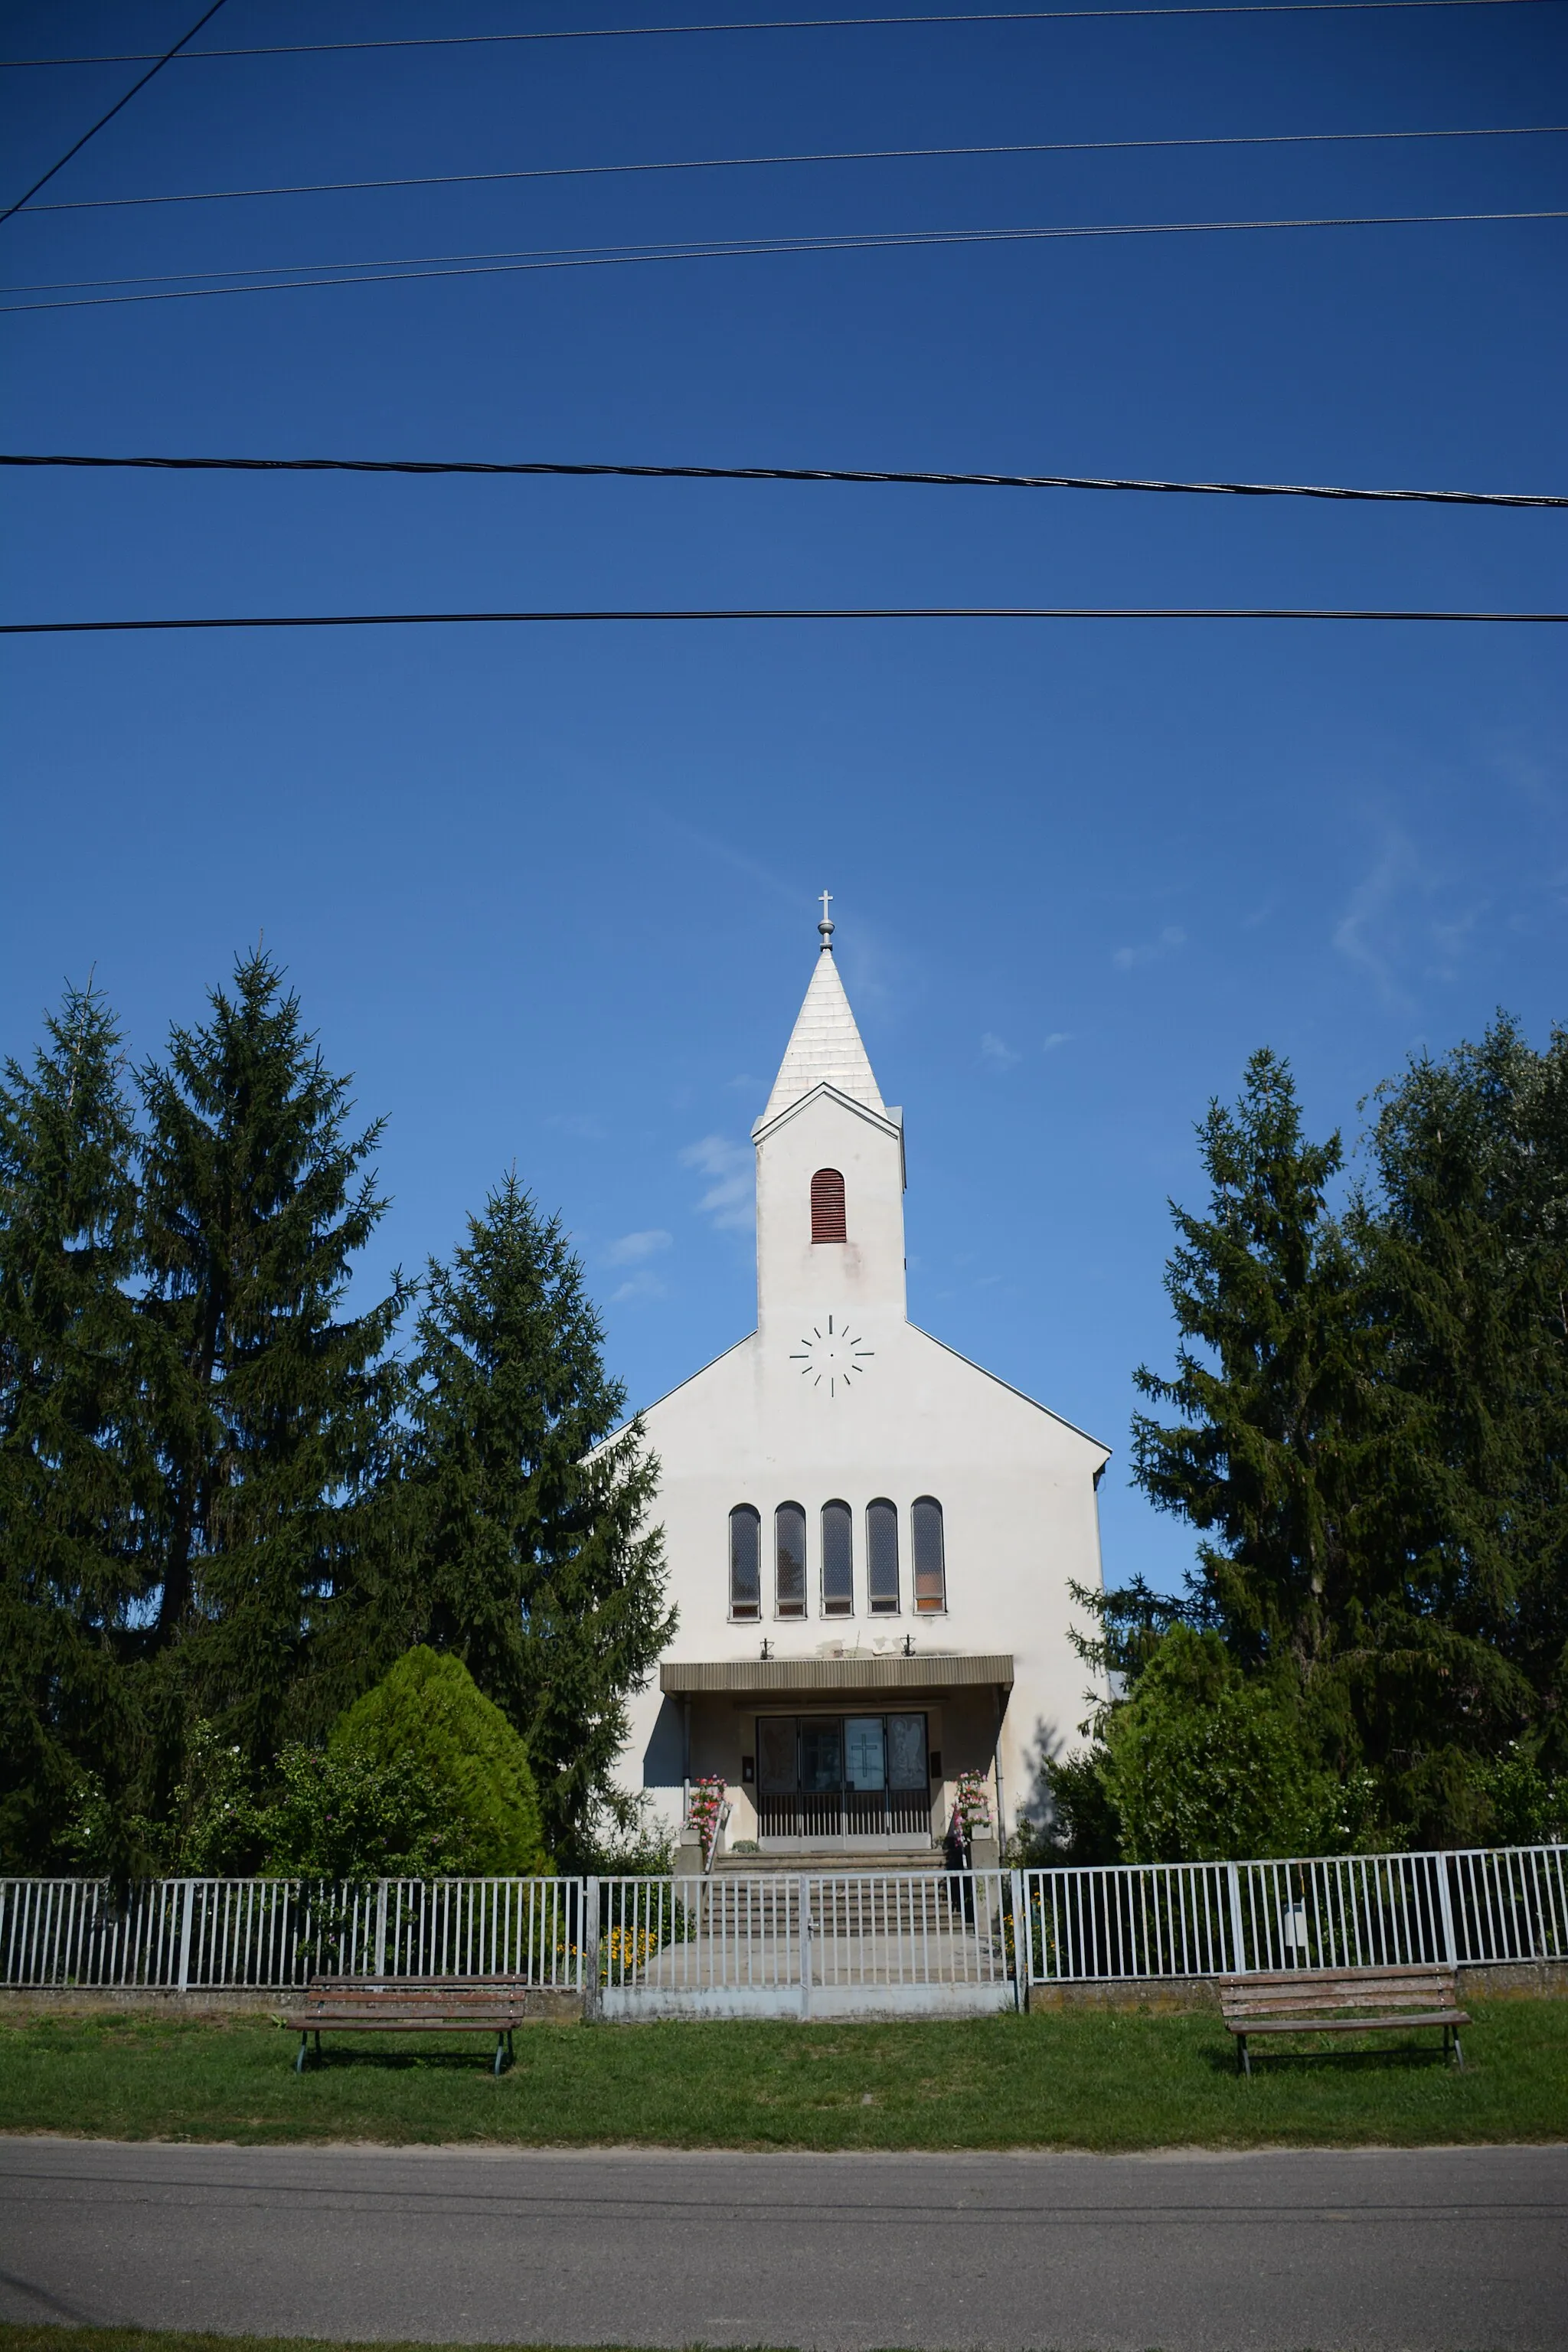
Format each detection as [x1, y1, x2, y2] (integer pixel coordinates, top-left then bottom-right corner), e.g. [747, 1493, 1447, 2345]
[810, 1168, 847, 1243]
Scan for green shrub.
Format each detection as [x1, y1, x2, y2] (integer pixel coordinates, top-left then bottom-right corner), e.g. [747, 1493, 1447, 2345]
[1473, 1745, 1568, 1846]
[1102, 1625, 1348, 1863]
[249, 1744, 479, 1880]
[331, 1646, 547, 1875]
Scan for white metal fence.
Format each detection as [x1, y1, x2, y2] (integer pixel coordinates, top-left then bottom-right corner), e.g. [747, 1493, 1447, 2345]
[2, 1846, 1562, 2016]
[1018, 1844, 1568, 1984]
[0, 1875, 580, 1994]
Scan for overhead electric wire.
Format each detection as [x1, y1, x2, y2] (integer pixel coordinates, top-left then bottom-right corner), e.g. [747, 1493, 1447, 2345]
[17, 120, 1564, 218]
[0, 0, 227, 227]
[0, 0, 1549, 69]
[4, 606, 1564, 635]
[5, 452, 1563, 509]
[7, 207, 1564, 314]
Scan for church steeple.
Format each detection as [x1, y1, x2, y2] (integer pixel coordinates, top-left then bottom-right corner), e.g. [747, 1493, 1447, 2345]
[756, 893, 887, 1132]
[752, 902, 906, 1333]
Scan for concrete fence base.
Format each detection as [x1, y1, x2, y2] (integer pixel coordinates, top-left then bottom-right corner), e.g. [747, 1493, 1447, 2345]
[2, 1958, 1561, 2025]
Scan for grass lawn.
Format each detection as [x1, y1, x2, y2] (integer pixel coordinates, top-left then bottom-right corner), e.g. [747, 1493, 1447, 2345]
[0, 2336, 691, 2352]
[1, 1995, 1565, 2150]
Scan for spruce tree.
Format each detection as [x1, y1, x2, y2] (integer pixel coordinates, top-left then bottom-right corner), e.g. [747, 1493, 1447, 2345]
[136, 950, 407, 1782]
[1130, 1049, 1385, 1694]
[0, 982, 147, 1867]
[1361, 1018, 1567, 1821]
[1131, 1039, 1561, 1846]
[381, 1173, 672, 1857]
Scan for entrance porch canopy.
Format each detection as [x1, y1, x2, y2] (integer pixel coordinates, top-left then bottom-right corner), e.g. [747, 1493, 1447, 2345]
[659, 1651, 1013, 1698]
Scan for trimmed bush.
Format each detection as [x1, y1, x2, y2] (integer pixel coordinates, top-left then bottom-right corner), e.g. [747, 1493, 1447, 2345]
[331, 1647, 548, 1875]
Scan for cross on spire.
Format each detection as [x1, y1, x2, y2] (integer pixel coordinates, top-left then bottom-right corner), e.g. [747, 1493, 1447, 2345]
[818, 889, 835, 949]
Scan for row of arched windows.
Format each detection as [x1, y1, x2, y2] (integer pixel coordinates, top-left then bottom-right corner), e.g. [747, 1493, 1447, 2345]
[729, 1498, 946, 1620]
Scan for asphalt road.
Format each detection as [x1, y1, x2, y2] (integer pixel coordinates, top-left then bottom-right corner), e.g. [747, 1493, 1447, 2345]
[1, 2138, 1564, 2350]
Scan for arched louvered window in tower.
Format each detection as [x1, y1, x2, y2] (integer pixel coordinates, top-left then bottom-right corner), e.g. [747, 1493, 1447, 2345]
[729, 1504, 761, 1620]
[866, 1498, 900, 1615]
[821, 1499, 854, 1617]
[912, 1496, 946, 1614]
[775, 1502, 807, 1619]
[810, 1168, 847, 1243]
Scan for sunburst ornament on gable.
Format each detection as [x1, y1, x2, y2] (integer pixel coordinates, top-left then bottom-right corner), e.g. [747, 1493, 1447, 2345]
[789, 1315, 874, 1400]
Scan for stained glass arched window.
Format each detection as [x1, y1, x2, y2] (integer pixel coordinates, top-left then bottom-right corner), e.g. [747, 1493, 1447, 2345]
[821, 1499, 854, 1617]
[729, 1504, 761, 1619]
[867, 1498, 900, 1615]
[912, 1496, 946, 1613]
[775, 1502, 807, 1618]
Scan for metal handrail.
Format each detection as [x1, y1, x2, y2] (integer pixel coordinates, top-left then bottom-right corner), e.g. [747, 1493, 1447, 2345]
[703, 1800, 734, 1877]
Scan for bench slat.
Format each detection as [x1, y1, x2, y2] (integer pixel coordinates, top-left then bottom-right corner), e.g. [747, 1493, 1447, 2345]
[1227, 2009, 1468, 2037]
[1222, 1991, 1457, 2015]
[1220, 1964, 1453, 1986]
[283, 2015, 528, 2033]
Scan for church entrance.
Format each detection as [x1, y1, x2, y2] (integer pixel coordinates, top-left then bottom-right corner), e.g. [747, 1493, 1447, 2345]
[756, 1711, 933, 1843]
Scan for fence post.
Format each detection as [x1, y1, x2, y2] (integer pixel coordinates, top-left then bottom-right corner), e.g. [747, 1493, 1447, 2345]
[176, 1880, 194, 1994]
[582, 1879, 602, 2021]
[374, 1882, 388, 1978]
[1010, 1869, 1027, 2011]
[799, 1875, 812, 2022]
[1226, 1863, 1247, 1974]
[1435, 1853, 1459, 1968]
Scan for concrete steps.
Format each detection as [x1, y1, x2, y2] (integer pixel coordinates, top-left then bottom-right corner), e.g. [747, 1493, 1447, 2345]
[710, 1848, 943, 1877]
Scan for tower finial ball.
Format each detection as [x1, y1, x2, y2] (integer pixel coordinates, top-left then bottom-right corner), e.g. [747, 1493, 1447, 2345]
[818, 888, 835, 949]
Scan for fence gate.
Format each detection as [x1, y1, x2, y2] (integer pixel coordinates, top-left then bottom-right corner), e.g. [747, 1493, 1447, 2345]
[598, 1870, 1017, 2018]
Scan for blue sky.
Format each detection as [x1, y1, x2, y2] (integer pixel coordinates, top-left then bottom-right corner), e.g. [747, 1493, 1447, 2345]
[2, 0, 1565, 1596]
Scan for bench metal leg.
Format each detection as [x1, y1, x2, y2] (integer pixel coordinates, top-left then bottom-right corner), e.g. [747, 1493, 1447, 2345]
[1238, 2034, 1250, 2079]
[295, 2032, 309, 2074]
[494, 2032, 508, 2077]
[1451, 2029, 1464, 2070]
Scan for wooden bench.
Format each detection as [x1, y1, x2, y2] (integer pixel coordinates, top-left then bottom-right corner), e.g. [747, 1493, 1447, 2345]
[1220, 1963, 1469, 2076]
[282, 1975, 540, 2074]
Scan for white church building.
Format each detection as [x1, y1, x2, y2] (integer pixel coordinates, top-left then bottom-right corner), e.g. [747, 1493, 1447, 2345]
[619, 904, 1110, 1861]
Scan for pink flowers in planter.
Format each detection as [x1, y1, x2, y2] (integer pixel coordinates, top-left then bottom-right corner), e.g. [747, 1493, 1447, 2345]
[953, 1770, 992, 1841]
[685, 1775, 727, 1863]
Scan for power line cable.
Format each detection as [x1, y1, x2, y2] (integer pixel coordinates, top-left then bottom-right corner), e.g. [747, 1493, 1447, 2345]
[0, 0, 1550, 69]
[18, 120, 1564, 217]
[5, 452, 1563, 509]
[0, 0, 228, 227]
[7, 207, 1563, 313]
[4, 607, 1563, 634]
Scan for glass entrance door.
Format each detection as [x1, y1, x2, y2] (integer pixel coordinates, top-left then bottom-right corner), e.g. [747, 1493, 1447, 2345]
[754, 1713, 930, 1839]
[844, 1716, 887, 1833]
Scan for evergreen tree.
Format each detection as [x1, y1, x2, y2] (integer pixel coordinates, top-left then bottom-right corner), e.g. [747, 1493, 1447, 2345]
[1131, 1040, 1559, 1847]
[0, 983, 147, 1868]
[1130, 1050, 1386, 1700]
[377, 1173, 672, 1857]
[136, 950, 407, 1783]
[1360, 1018, 1568, 1821]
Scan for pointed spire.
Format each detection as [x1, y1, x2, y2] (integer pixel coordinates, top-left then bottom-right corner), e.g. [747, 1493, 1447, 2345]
[759, 898, 886, 1127]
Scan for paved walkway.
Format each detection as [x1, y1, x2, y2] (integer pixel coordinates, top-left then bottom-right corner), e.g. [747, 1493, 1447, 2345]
[2, 2138, 1564, 2349]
